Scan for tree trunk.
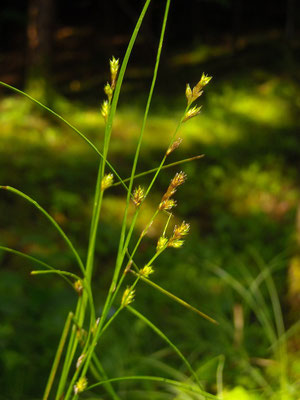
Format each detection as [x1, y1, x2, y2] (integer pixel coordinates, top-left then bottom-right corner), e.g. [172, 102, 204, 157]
[26, 0, 55, 103]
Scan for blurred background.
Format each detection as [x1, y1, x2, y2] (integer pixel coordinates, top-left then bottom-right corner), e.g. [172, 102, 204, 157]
[0, 0, 300, 399]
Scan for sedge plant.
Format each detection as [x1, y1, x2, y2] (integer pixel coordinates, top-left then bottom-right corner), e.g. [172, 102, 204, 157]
[0, 0, 218, 398]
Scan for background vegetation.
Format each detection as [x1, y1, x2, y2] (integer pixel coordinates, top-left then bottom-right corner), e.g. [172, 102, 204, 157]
[0, 0, 299, 399]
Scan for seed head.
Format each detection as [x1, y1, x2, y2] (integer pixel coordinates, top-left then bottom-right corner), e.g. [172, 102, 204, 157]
[132, 186, 145, 207]
[174, 221, 190, 237]
[161, 171, 187, 204]
[156, 236, 168, 252]
[101, 100, 109, 121]
[121, 287, 135, 307]
[74, 377, 88, 394]
[74, 280, 83, 296]
[183, 105, 202, 122]
[139, 265, 154, 278]
[110, 56, 119, 89]
[166, 137, 183, 156]
[185, 83, 193, 105]
[76, 327, 87, 345]
[186, 73, 212, 106]
[104, 82, 113, 101]
[159, 198, 177, 211]
[168, 221, 190, 249]
[76, 353, 85, 369]
[198, 72, 212, 88]
[168, 239, 184, 248]
[101, 173, 114, 190]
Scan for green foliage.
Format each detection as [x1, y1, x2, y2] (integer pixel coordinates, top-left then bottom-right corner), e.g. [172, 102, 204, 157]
[1, 1, 300, 399]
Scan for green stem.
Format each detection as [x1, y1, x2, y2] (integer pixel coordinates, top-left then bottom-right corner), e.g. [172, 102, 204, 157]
[63, 1, 154, 397]
[0, 186, 85, 275]
[86, 375, 217, 399]
[130, 269, 218, 324]
[128, 306, 203, 389]
[43, 312, 73, 400]
[0, 81, 128, 192]
[111, 155, 205, 188]
[91, 354, 121, 400]
[55, 298, 83, 400]
[0, 245, 73, 287]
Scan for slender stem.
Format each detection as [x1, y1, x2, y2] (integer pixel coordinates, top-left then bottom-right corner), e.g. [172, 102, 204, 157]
[43, 312, 73, 400]
[0, 245, 73, 287]
[86, 376, 217, 399]
[91, 354, 122, 400]
[31, 269, 80, 281]
[0, 186, 85, 275]
[130, 270, 218, 324]
[0, 81, 128, 192]
[111, 155, 205, 188]
[55, 298, 83, 400]
[63, 2, 154, 398]
[128, 306, 203, 389]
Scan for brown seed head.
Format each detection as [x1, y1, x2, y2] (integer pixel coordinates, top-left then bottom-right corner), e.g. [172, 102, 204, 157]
[159, 198, 177, 211]
[166, 137, 183, 156]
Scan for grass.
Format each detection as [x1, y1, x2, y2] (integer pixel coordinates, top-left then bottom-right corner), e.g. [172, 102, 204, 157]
[0, 3, 300, 398]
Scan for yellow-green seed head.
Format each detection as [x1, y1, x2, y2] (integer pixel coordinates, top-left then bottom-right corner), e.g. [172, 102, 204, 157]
[74, 376, 88, 394]
[101, 173, 114, 190]
[121, 287, 135, 307]
[101, 100, 109, 121]
[185, 83, 193, 105]
[156, 236, 168, 252]
[139, 265, 154, 278]
[74, 280, 83, 296]
[104, 82, 113, 101]
[183, 105, 202, 122]
[199, 72, 212, 88]
[132, 186, 145, 207]
[168, 239, 184, 248]
[110, 56, 119, 88]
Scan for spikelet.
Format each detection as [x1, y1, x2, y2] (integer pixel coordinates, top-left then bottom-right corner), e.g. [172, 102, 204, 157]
[101, 173, 114, 190]
[139, 265, 154, 278]
[104, 82, 113, 101]
[121, 287, 135, 307]
[156, 236, 168, 252]
[166, 137, 183, 156]
[74, 280, 83, 296]
[76, 353, 85, 369]
[74, 377, 88, 394]
[183, 105, 202, 122]
[168, 221, 190, 249]
[132, 186, 145, 207]
[186, 73, 212, 106]
[101, 100, 109, 121]
[110, 56, 119, 89]
[159, 198, 176, 211]
[161, 171, 187, 203]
